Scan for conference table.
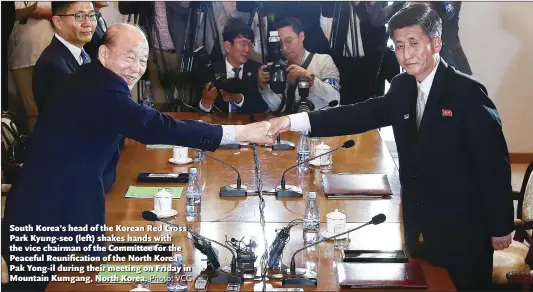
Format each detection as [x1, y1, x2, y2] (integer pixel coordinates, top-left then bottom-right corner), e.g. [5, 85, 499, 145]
[45, 112, 455, 291]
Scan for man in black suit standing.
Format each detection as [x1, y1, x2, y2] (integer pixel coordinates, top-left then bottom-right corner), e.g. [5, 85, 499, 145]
[83, 1, 108, 61]
[32, 2, 122, 193]
[198, 19, 268, 114]
[269, 4, 513, 290]
[33, 1, 96, 111]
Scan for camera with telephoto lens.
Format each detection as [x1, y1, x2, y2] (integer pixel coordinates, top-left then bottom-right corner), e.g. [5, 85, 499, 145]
[265, 31, 288, 94]
[194, 46, 244, 94]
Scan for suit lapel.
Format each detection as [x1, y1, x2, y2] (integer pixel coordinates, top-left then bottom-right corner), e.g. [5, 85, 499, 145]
[414, 61, 449, 155]
[52, 36, 80, 72]
[242, 61, 253, 83]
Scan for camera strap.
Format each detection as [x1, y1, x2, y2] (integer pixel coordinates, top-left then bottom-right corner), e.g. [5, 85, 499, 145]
[283, 53, 315, 114]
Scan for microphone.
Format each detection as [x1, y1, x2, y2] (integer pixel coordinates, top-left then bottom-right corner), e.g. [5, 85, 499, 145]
[204, 153, 248, 197]
[142, 211, 243, 283]
[172, 98, 241, 150]
[275, 140, 355, 197]
[317, 100, 339, 111]
[283, 213, 387, 286]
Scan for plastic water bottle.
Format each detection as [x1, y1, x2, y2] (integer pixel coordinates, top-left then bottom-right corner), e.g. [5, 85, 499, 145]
[185, 168, 201, 218]
[302, 192, 320, 244]
[167, 254, 188, 292]
[141, 81, 154, 107]
[296, 131, 310, 173]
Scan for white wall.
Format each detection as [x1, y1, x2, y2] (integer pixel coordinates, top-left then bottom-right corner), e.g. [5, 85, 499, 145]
[460, 2, 533, 153]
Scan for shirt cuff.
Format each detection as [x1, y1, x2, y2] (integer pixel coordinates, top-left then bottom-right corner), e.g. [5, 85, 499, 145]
[220, 125, 237, 145]
[234, 95, 245, 107]
[288, 112, 311, 132]
[199, 100, 212, 112]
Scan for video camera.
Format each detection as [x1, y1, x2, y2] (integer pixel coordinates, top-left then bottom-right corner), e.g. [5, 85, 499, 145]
[265, 31, 288, 94]
[194, 46, 244, 94]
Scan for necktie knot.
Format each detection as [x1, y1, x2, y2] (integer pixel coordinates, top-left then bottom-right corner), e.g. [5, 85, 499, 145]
[81, 50, 90, 65]
[232, 67, 241, 79]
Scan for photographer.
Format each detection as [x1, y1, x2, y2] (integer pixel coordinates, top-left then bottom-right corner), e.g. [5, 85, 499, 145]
[198, 19, 268, 113]
[258, 17, 340, 113]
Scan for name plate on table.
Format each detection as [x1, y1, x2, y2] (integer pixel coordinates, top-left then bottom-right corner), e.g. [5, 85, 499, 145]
[337, 262, 427, 289]
[322, 174, 392, 199]
[342, 250, 408, 263]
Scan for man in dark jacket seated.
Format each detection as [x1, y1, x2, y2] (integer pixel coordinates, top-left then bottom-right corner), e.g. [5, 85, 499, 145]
[198, 19, 268, 114]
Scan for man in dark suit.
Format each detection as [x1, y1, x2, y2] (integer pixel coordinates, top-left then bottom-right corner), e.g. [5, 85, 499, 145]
[33, 1, 96, 111]
[269, 4, 513, 290]
[1, 23, 273, 292]
[83, 1, 108, 61]
[199, 19, 268, 114]
[32, 2, 124, 193]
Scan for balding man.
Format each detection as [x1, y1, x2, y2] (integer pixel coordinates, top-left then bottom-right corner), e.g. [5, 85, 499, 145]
[1, 23, 273, 291]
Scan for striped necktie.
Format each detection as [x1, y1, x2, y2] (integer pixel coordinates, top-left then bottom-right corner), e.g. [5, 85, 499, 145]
[81, 49, 91, 65]
[230, 67, 242, 112]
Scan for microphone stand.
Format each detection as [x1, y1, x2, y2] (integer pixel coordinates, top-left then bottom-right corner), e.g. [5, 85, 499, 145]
[275, 144, 345, 198]
[143, 212, 244, 283]
[204, 153, 248, 197]
[283, 214, 386, 286]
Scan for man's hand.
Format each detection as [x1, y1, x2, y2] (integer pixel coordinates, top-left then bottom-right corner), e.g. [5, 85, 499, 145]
[200, 82, 218, 108]
[268, 116, 291, 139]
[220, 90, 244, 104]
[492, 233, 512, 250]
[258, 65, 271, 89]
[287, 65, 314, 87]
[235, 121, 274, 145]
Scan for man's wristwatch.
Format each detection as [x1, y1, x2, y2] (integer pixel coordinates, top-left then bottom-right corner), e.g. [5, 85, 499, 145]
[309, 74, 316, 86]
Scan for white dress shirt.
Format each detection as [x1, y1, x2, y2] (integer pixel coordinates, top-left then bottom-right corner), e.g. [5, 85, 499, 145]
[199, 58, 245, 112]
[54, 34, 84, 65]
[288, 59, 441, 132]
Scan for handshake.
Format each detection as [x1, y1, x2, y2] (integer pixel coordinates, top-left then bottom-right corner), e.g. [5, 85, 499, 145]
[234, 116, 292, 145]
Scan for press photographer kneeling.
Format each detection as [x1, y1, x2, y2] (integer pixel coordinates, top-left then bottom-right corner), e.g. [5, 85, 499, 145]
[258, 17, 340, 113]
[198, 19, 268, 114]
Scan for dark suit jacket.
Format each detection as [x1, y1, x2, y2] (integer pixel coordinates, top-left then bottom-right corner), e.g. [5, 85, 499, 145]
[32, 35, 121, 192]
[83, 14, 106, 61]
[202, 59, 268, 114]
[33, 36, 80, 112]
[307, 61, 514, 268]
[2, 61, 222, 265]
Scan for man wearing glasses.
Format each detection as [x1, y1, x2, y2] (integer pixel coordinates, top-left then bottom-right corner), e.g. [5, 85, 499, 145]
[32, 2, 119, 194]
[32, 1, 97, 111]
[258, 17, 340, 113]
[199, 19, 269, 114]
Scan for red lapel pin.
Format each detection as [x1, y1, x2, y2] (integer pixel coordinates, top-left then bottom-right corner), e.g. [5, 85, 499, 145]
[404, 114, 409, 119]
[442, 109, 453, 117]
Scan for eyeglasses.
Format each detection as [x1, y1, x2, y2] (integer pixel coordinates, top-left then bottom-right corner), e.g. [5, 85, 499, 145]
[56, 12, 99, 22]
[237, 40, 254, 49]
[281, 37, 296, 47]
